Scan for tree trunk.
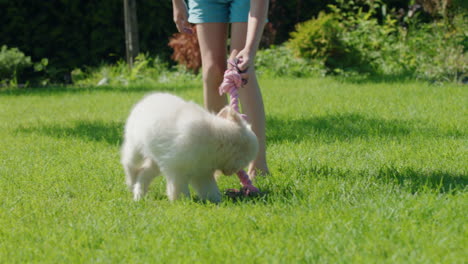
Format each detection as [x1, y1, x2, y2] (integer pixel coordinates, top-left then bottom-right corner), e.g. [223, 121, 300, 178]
[124, 0, 139, 68]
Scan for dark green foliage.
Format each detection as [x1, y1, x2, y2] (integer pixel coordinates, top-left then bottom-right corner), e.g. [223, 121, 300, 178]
[452, 0, 468, 10]
[288, 13, 341, 60]
[287, 0, 467, 82]
[255, 45, 325, 77]
[0, 45, 48, 86]
[0, 0, 174, 82]
[265, 0, 412, 46]
[265, 0, 330, 45]
[0, 0, 415, 77]
[287, 12, 362, 71]
[0, 45, 32, 82]
[1, 0, 463, 83]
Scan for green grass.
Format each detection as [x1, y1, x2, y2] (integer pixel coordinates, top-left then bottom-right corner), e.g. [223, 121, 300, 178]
[0, 77, 466, 263]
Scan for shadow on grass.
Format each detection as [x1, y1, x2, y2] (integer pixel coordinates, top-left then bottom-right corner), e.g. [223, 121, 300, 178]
[333, 73, 417, 84]
[0, 82, 199, 96]
[17, 120, 124, 146]
[19, 112, 418, 147]
[267, 113, 463, 143]
[276, 163, 466, 196]
[267, 113, 411, 143]
[376, 166, 467, 194]
[223, 188, 270, 204]
[204, 165, 466, 204]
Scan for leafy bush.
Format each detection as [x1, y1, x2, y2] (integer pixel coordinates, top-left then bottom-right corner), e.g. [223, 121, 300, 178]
[287, 0, 467, 82]
[265, 0, 332, 45]
[287, 5, 396, 72]
[328, 1, 401, 73]
[288, 12, 343, 61]
[359, 11, 468, 82]
[0, 45, 48, 87]
[72, 53, 199, 86]
[0, 45, 32, 84]
[264, 0, 411, 46]
[400, 17, 467, 82]
[168, 25, 201, 74]
[0, 1, 175, 82]
[256, 45, 325, 77]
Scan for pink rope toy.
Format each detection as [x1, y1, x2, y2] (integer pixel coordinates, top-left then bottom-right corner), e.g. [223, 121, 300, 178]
[219, 58, 260, 197]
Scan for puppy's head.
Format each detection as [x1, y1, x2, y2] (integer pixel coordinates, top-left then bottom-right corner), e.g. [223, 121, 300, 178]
[217, 106, 259, 175]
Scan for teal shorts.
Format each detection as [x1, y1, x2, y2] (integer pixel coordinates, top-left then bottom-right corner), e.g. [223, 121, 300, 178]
[187, 0, 250, 23]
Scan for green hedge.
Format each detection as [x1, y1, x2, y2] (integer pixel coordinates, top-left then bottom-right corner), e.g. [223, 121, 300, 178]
[0, 0, 174, 81]
[0, 0, 416, 82]
[287, 1, 467, 82]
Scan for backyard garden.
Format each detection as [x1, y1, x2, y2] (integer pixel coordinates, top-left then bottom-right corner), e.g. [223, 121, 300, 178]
[0, 0, 466, 262]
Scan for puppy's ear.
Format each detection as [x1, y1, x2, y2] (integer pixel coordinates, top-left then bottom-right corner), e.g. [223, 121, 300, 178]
[217, 106, 243, 125]
[228, 109, 243, 124]
[217, 106, 231, 119]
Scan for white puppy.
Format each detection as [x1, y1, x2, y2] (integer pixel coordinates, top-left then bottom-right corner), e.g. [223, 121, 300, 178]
[121, 93, 258, 202]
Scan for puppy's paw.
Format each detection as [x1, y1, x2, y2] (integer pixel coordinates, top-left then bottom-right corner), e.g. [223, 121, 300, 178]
[207, 193, 222, 203]
[133, 184, 145, 201]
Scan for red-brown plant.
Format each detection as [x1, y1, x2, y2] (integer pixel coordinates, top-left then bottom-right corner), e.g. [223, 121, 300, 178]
[168, 25, 201, 73]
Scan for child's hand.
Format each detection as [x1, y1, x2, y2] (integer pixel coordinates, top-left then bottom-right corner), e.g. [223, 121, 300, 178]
[228, 49, 249, 85]
[235, 49, 253, 73]
[172, 0, 192, 34]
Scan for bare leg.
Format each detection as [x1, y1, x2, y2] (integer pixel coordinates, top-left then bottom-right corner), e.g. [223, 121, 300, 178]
[230, 22, 270, 177]
[196, 23, 229, 113]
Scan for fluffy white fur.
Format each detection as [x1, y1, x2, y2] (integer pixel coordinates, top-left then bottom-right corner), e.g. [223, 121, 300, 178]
[121, 93, 259, 202]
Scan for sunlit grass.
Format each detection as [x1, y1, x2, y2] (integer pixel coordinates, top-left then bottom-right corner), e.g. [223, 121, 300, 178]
[0, 77, 466, 263]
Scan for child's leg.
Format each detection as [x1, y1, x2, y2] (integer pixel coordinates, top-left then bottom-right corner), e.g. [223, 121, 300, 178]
[196, 23, 229, 113]
[230, 22, 270, 177]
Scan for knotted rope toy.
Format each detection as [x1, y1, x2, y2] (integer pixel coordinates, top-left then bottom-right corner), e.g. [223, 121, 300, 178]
[219, 58, 261, 198]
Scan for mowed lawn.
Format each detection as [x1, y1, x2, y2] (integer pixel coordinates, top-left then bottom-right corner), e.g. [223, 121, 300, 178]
[0, 77, 466, 263]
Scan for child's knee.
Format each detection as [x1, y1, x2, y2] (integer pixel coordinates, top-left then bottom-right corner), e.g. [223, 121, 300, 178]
[203, 61, 225, 79]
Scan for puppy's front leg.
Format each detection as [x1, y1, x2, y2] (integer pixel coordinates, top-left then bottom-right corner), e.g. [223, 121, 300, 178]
[165, 176, 190, 201]
[121, 141, 143, 189]
[133, 159, 160, 201]
[191, 176, 221, 203]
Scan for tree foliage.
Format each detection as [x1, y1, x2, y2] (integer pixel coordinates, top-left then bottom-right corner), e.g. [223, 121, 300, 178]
[0, 0, 174, 81]
[1, 0, 463, 83]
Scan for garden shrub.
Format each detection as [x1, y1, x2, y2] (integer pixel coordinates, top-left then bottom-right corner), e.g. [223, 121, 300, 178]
[255, 45, 325, 77]
[265, 0, 331, 45]
[287, 1, 402, 73]
[168, 25, 201, 74]
[71, 53, 197, 87]
[401, 16, 467, 82]
[287, 0, 467, 82]
[0, 45, 48, 86]
[0, 45, 32, 83]
[328, 1, 402, 74]
[72, 53, 155, 86]
[288, 12, 343, 62]
[0, 0, 175, 82]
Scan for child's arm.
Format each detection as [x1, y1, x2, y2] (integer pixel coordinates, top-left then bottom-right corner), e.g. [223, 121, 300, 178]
[236, 0, 269, 71]
[172, 0, 190, 33]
